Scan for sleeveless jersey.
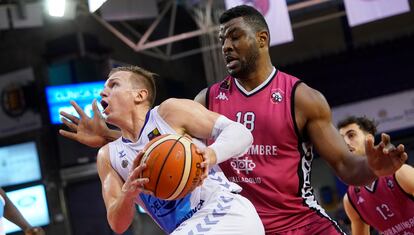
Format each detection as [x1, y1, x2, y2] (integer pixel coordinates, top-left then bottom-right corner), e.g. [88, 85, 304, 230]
[347, 175, 414, 235]
[0, 194, 5, 235]
[108, 106, 242, 234]
[207, 68, 338, 233]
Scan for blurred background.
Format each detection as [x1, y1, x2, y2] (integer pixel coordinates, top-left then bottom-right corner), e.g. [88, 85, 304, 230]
[0, 0, 413, 234]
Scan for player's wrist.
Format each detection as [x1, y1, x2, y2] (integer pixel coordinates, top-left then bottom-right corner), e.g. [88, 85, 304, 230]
[204, 147, 217, 166]
[121, 181, 141, 200]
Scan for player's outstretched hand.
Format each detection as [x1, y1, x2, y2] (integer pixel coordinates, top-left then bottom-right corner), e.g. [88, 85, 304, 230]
[366, 133, 408, 177]
[59, 100, 110, 148]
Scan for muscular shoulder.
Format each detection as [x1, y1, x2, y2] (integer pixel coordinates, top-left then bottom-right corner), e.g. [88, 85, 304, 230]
[159, 98, 191, 115]
[395, 164, 414, 195]
[194, 88, 207, 107]
[158, 98, 198, 128]
[295, 83, 331, 123]
[97, 144, 111, 170]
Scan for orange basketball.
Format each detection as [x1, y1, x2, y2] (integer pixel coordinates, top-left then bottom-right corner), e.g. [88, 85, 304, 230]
[140, 134, 204, 200]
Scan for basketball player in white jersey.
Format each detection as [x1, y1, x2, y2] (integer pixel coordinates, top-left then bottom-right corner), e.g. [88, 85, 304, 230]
[67, 66, 264, 235]
[0, 188, 45, 235]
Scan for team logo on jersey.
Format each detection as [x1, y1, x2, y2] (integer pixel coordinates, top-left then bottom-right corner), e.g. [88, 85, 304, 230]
[147, 128, 161, 141]
[230, 156, 256, 174]
[121, 159, 129, 168]
[118, 150, 129, 168]
[270, 89, 284, 104]
[219, 79, 231, 90]
[387, 178, 394, 189]
[215, 92, 228, 101]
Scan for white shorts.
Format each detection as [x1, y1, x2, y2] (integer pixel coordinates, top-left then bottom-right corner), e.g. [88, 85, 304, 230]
[171, 190, 264, 235]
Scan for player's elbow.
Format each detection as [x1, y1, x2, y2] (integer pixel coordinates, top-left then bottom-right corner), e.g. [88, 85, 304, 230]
[109, 222, 128, 234]
[107, 214, 129, 234]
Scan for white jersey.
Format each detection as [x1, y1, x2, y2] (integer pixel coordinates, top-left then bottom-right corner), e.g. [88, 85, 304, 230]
[108, 106, 244, 234]
[0, 194, 5, 235]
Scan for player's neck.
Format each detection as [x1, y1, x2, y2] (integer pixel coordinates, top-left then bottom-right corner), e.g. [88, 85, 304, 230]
[121, 106, 150, 142]
[236, 62, 273, 91]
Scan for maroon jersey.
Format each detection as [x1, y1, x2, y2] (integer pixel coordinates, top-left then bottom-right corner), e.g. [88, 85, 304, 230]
[207, 68, 341, 233]
[347, 175, 414, 235]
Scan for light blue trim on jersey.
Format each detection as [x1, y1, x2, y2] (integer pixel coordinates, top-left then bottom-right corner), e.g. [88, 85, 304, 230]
[139, 193, 205, 234]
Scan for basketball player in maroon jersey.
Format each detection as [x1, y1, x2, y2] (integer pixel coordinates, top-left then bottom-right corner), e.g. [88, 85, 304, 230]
[194, 5, 408, 234]
[59, 5, 408, 235]
[338, 116, 414, 235]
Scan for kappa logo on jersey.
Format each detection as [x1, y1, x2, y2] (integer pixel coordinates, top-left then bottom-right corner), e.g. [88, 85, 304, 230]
[357, 196, 365, 204]
[215, 92, 228, 101]
[230, 156, 256, 174]
[147, 128, 161, 141]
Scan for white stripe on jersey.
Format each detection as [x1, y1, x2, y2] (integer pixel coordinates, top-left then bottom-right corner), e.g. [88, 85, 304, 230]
[299, 142, 346, 234]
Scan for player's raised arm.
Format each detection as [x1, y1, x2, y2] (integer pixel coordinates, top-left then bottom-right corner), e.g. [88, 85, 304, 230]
[295, 83, 406, 185]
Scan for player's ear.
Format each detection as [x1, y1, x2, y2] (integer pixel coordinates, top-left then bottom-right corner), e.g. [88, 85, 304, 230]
[257, 30, 269, 48]
[134, 88, 149, 103]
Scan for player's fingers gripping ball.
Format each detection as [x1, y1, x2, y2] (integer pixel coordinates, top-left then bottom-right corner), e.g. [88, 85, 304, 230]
[140, 134, 204, 200]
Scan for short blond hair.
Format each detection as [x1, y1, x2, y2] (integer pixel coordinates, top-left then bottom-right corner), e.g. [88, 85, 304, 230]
[109, 66, 157, 106]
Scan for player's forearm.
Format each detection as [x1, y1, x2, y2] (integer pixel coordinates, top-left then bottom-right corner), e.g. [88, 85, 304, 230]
[107, 193, 136, 234]
[336, 154, 377, 186]
[351, 223, 370, 235]
[4, 203, 32, 231]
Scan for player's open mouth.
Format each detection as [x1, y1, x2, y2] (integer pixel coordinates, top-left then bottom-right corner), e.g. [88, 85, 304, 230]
[101, 100, 109, 113]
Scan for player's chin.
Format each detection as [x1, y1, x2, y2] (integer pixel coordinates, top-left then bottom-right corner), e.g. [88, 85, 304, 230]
[105, 115, 117, 126]
[227, 68, 241, 77]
